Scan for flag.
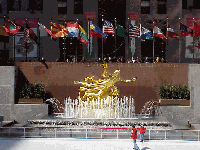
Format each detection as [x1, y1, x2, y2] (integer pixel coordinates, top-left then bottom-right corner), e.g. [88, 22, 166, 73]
[38, 22, 56, 39]
[13, 19, 38, 57]
[195, 40, 200, 49]
[194, 22, 200, 37]
[26, 22, 38, 44]
[129, 24, 140, 38]
[153, 25, 167, 42]
[116, 23, 128, 37]
[78, 25, 89, 45]
[140, 26, 153, 40]
[89, 23, 108, 40]
[65, 22, 79, 38]
[103, 20, 115, 36]
[14, 22, 25, 37]
[5, 20, 20, 35]
[167, 24, 178, 37]
[180, 22, 193, 37]
[0, 26, 9, 36]
[51, 22, 68, 37]
[22, 27, 31, 49]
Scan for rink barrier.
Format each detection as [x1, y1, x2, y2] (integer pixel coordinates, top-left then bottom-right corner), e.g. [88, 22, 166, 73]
[0, 127, 199, 140]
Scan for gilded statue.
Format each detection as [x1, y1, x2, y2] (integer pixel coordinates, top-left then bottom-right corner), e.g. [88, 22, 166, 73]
[74, 63, 137, 105]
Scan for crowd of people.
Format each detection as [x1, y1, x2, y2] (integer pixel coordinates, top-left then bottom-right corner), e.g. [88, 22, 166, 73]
[96, 56, 165, 63]
[127, 56, 165, 63]
[54, 56, 166, 63]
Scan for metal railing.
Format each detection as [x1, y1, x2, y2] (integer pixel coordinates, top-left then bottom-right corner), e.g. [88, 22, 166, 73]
[0, 127, 199, 140]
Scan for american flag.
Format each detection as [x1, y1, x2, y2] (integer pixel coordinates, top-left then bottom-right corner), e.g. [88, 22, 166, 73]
[129, 24, 140, 38]
[103, 20, 115, 36]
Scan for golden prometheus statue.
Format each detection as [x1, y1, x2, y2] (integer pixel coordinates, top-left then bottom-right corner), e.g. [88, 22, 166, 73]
[74, 63, 137, 107]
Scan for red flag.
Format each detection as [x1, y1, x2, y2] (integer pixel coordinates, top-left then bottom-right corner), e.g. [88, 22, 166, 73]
[180, 22, 193, 37]
[5, 20, 20, 35]
[194, 22, 200, 37]
[167, 24, 178, 38]
[153, 25, 167, 42]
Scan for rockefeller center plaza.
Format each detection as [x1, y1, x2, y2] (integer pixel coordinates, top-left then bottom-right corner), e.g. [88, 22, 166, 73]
[1, 0, 200, 150]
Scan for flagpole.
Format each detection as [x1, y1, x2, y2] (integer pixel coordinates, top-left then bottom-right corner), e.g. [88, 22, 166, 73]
[102, 15, 104, 61]
[153, 21, 155, 62]
[25, 19, 28, 62]
[179, 17, 181, 63]
[3, 16, 8, 61]
[115, 18, 117, 59]
[128, 17, 130, 59]
[63, 18, 66, 62]
[76, 18, 78, 62]
[13, 18, 16, 62]
[166, 17, 168, 62]
[88, 18, 90, 60]
[193, 18, 195, 62]
[37, 18, 40, 62]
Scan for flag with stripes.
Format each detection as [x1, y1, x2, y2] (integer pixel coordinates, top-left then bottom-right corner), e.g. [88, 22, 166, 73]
[180, 22, 193, 37]
[129, 24, 140, 38]
[167, 24, 178, 38]
[103, 20, 115, 36]
[38, 22, 56, 39]
[140, 26, 153, 40]
[153, 25, 167, 42]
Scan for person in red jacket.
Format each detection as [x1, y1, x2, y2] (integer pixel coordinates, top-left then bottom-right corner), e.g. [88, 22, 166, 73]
[139, 124, 146, 142]
[130, 125, 140, 150]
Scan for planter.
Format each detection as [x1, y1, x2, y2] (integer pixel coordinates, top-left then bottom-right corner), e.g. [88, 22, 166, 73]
[18, 98, 44, 104]
[159, 99, 190, 106]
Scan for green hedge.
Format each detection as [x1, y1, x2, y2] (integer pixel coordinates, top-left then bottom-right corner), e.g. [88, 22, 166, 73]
[159, 84, 190, 100]
[20, 82, 45, 98]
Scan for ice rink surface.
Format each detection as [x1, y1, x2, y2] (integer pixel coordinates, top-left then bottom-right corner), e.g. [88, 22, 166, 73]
[1, 139, 200, 150]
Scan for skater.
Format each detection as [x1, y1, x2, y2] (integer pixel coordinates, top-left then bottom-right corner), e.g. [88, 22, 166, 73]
[131, 125, 139, 150]
[139, 124, 146, 142]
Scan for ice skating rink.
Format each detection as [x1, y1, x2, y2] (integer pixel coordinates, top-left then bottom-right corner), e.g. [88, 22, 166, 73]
[1, 139, 200, 150]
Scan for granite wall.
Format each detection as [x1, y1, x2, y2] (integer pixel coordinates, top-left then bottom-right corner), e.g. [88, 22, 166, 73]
[0, 66, 48, 125]
[159, 64, 200, 125]
[0, 66, 15, 121]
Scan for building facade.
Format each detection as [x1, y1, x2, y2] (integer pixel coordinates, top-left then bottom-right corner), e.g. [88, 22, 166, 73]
[0, 0, 199, 63]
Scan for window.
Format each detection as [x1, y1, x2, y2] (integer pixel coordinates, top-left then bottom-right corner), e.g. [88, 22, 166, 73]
[194, 0, 200, 9]
[157, 0, 167, 14]
[182, 0, 187, 9]
[74, 0, 83, 14]
[35, 0, 43, 11]
[58, 0, 67, 14]
[7, 0, 15, 13]
[29, 0, 43, 13]
[141, 0, 150, 14]
[0, 1, 2, 14]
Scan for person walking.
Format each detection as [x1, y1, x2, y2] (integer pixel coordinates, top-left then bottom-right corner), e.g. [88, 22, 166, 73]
[40, 57, 48, 69]
[130, 125, 139, 150]
[139, 124, 146, 142]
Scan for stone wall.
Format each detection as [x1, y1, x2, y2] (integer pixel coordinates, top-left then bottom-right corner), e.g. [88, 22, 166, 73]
[159, 64, 200, 125]
[13, 104, 48, 125]
[0, 66, 15, 121]
[0, 66, 48, 125]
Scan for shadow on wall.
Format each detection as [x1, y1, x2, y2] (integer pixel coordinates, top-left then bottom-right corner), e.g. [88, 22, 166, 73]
[15, 67, 30, 104]
[118, 86, 158, 114]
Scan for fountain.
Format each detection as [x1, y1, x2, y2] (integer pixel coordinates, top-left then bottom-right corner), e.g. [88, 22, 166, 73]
[63, 96, 135, 119]
[27, 63, 171, 129]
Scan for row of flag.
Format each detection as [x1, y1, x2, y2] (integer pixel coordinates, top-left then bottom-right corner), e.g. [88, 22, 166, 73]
[1, 18, 200, 47]
[129, 22, 200, 42]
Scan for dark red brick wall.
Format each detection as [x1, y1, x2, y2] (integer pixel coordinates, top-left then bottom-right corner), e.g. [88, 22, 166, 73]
[16, 62, 189, 114]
